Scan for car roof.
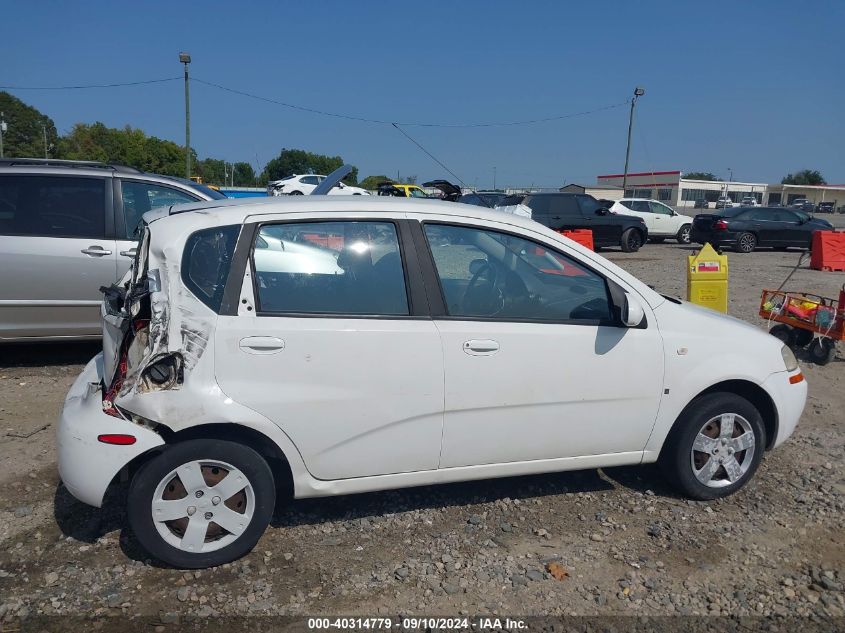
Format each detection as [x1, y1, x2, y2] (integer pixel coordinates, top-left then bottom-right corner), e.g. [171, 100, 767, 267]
[143, 195, 542, 231]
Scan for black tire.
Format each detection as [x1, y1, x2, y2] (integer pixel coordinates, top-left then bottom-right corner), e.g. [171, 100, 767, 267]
[792, 328, 814, 348]
[621, 228, 643, 252]
[807, 338, 836, 365]
[659, 393, 766, 500]
[128, 439, 276, 569]
[735, 232, 756, 253]
[769, 323, 794, 347]
[289, 190, 303, 196]
[677, 225, 691, 244]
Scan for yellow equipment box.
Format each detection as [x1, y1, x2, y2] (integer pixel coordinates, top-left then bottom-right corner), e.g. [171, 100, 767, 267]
[687, 243, 728, 313]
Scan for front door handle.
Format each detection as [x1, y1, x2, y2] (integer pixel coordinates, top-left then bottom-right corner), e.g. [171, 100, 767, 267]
[463, 339, 500, 356]
[239, 336, 285, 354]
[81, 246, 112, 256]
[120, 248, 138, 258]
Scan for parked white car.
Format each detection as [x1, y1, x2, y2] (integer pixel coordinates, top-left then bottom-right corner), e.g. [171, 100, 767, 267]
[740, 197, 759, 206]
[609, 199, 692, 243]
[267, 174, 370, 196]
[58, 195, 806, 568]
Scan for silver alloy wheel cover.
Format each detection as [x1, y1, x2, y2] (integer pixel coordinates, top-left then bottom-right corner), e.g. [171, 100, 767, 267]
[151, 459, 255, 553]
[679, 226, 691, 243]
[690, 413, 756, 488]
[739, 234, 755, 251]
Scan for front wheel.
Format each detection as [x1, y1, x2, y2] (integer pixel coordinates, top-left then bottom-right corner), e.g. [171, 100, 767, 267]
[127, 439, 276, 569]
[289, 190, 304, 196]
[735, 232, 756, 253]
[677, 225, 691, 244]
[659, 393, 765, 500]
[621, 228, 643, 252]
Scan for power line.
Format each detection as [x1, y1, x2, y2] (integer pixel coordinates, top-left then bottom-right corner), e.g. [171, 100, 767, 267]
[0, 77, 181, 90]
[193, 76, 629, 128]
[391, 123, 467, 187]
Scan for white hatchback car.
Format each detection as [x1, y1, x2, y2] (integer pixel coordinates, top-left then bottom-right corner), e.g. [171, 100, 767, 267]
[267, 174, 370, 196]
[58, 196, 807, 568]
[609, 199, 692, 243]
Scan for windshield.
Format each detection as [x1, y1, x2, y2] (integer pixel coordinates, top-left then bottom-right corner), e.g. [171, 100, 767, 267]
[409, 188, 428, 198]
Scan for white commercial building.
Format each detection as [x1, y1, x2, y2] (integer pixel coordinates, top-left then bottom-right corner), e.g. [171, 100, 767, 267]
[595, 170, 845, 211]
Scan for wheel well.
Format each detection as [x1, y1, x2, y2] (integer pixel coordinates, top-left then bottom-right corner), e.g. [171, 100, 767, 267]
[681, 380, 779, 450]
[157, 423, 294, 497]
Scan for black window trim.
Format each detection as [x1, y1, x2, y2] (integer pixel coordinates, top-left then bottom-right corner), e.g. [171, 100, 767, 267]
[0, 172, 113, 240]
[417, 218, 632, 328]
[245, 217, 430, 320]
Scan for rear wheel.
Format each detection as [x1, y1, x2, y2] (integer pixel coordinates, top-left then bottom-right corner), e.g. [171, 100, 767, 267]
[792, 328, 814, 348]
[660, 393, 765, 500]
[289, 190, 303, 196]
[621, 228, 643, 252]
[128, 439, 275, 568]
[807, 338, 836, 365]
[677, 225, 691, 244]
[735, 232, 756, 253]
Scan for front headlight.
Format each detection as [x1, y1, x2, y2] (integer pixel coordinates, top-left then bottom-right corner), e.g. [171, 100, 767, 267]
[781, 345, 798, 372]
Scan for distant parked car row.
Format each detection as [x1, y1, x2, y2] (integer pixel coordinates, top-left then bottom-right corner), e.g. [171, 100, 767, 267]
[691, 206, 833, 253]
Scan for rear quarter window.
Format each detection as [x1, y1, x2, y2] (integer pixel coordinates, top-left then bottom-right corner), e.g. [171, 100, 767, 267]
[181, 225, 241, 312]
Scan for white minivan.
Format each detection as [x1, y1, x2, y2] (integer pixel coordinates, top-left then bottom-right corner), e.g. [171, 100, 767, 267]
[57, 195, 807, 568]
[609, 198, 692, 243]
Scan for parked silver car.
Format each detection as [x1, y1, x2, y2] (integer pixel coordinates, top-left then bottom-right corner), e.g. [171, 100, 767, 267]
[0, 159, 226, 342]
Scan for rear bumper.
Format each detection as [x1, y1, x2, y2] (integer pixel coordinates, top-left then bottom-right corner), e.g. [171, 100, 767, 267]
[690, 229, 739, 246]
[763, 369, 807, 448]
[57, 353, 164, 507]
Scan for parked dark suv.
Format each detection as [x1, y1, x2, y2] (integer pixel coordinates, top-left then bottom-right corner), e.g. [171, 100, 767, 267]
[502, 192, 648, 252]
[0, 158, 226, 341]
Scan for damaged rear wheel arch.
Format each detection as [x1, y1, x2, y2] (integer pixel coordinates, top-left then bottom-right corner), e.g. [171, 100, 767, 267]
[161, 423, 294, 500]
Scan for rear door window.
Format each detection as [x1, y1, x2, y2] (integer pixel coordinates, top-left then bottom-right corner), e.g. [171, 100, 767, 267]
[549, 195, 581, 217]
[0, 174, 106, 238]
[120, 180, 200, 238]
[252, 221, 409, 316]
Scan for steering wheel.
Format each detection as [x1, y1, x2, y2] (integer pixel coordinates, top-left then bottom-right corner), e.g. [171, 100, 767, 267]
[463, 261, 505, 316]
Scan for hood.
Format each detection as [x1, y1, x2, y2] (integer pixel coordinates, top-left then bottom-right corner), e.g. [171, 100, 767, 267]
[312, 165, 354, 195]
[423, 180, 462, 202]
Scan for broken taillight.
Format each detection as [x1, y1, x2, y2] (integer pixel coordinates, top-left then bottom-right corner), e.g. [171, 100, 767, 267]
[102, 319, 150, 418]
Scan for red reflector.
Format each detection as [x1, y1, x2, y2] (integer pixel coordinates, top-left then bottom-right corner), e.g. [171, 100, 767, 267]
[714, 220, 728, 230]
[97, 434, 137, 445]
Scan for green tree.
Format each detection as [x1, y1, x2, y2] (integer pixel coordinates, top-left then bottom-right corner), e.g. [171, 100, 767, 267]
[683, 172, 718, 181]
[0, 91, 60, 158]
[196, 158, 226, 184]
[232, 161, 256, 186]
[57, 122, 193, 177]
[260, 148, 358, 184]
[781, 170, 826, 186]
[358, 175, 392, 190]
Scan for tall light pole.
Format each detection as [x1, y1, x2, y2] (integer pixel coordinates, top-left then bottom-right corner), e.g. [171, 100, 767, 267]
[0, 112, 6, 158]
[41, 122, 48, 158]
[493, 166, 497, 190]
[725, 167, 733, 201]
[622, 86, 645, 194]
[180, 52, 192, 179]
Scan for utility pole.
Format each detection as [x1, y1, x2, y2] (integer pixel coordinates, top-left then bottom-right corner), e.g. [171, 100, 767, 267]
[493, 166, 497, 190]
[0, 112, 6, 158]
[180, 52, 192, 179]
[726, 167, 733, 201]
[622, 86, 645, 194]
[42, 122, 48, 158]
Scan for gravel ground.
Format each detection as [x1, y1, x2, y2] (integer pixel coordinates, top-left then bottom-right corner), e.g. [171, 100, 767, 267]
[0, 238, 843, 625]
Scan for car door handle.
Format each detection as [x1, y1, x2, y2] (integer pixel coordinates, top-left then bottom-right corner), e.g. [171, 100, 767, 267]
[81, 246, 112, 256]
[239, 336, 285, 354]
[120, 248, 138, 258]
[463, 339, 500, 356]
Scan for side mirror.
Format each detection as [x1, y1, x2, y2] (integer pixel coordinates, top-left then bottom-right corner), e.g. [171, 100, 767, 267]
[596, 207, 608, 216]
[621, 293, 645, 327]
